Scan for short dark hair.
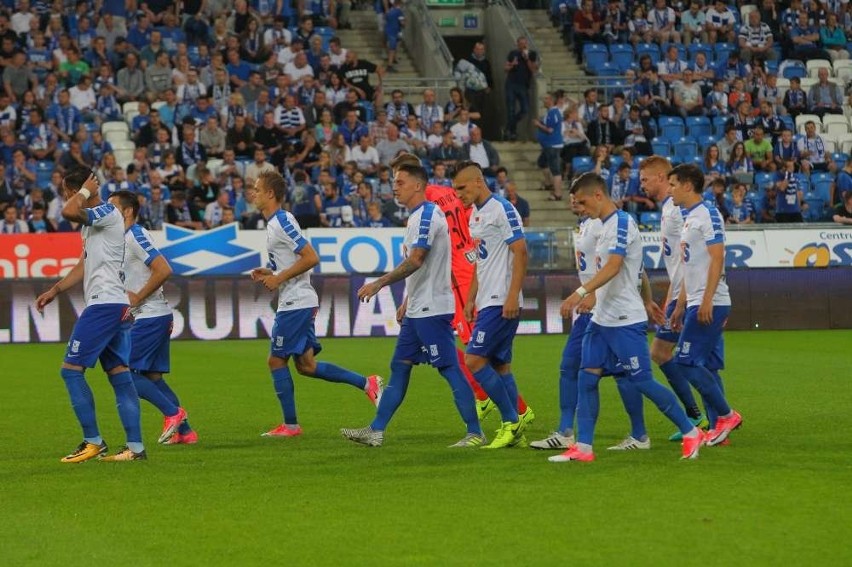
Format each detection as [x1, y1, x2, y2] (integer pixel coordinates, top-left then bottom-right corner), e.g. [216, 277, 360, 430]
[62, 169, 92, 194]
[570, 172, 609, 196]
[258, 170, 288, 203]
[668, 163, 705, 194]
[111, 189, 140, 218]
[396, 164, 428, 186]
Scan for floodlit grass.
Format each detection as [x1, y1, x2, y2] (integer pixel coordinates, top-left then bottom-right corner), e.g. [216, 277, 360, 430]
[2, 331, 851, 566]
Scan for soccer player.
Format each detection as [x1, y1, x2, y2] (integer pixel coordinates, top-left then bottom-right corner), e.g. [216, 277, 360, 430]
[639, 156, 708, 440]
[550, 173, 704, 462]
[249, 171, 384, 437]
[108, 190, 196, 445]
[341, 163, 484, 447]
[667, 164, 743, 446]
[452, 160, 531, 448]
[389, 152, 533, 425]
[35, 171, 146, 462]
[532, 195, 658, 451]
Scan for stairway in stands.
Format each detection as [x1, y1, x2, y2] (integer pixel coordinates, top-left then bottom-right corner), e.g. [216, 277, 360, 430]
[517, 9, 583, 88]
[336, 10, 419, 85]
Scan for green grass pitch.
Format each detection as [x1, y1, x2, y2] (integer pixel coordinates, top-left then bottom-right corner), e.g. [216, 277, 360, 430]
[2, 331, 852, 566]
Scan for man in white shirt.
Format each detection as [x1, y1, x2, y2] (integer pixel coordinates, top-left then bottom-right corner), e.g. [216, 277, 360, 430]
[796, 121, 830, 173]
[551, 172, 703, 463]
[705, 0, 737, 44]
[449, 107, 474, 146]
[415, 89, 444, 133]
[283, 52, 315, 83]
[204, 188, 231, 228]
[250, 171, 384, 438]
[343, 163, 484, 447]
[454, 160, 529, 449]
[648, 0, 680, 44]
[68, 76, 96, 117]
[348, 135, 380, 176]
[668, 164, 743, 446]
[35, 172, 146, 463]
[244, 147, 276, 186]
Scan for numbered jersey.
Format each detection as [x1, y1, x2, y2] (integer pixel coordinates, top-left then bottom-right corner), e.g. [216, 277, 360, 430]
[468, 195, 525, 311]
[404, 201, 455, 318]
[680, 202, 731, 308]
[266, 209, 319, 312]
[660, 196, 685, 297]
[425, 185, 475, 290]
[573, 216, 603, 285]
[592, 210, 647, 327]
[81, 203, 128, 307]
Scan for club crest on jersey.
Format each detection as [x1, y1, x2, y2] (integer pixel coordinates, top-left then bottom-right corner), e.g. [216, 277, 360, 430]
[681, 341, 691, 354]
[464, 249, 477, 264]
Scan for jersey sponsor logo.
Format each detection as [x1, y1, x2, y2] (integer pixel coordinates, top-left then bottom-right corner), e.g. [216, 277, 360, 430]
[629, 356, 639, 370]
[477, 239, 488, 259]
[577, 251, 587, 271]
[681, 242, 691, 263]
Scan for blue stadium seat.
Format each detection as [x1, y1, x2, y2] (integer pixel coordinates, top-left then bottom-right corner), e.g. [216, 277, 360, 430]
[747, 191, 765, 222]
[755, 172, 775, 188]
[711, 115, 728, 137]
[674, 137, 698, 161]
[688, 43, 713, 63]
[526, 232, 556, 266]
[782, 61, 807, 79]
[36, 161, 55, 186]
[583, 43, 608, 69]
[832, 152, 847, 169]
[804, 193, 825, 222]
[651, 138, 670, 156]
[780, 115, 795, 131]
[590, 61, 621, 77]
[714, 43, 735, 64]
[659, 116, 686, 142]
[609, 44, 635, 72]
[639, 211, 661, 231]
[813, 180, 833, 203]
[572, 156, 593, 174]
[636, 43, 661, 64]
[698, 135, 719, 151]
[686, 116, 712, 139]
[765, 60, 779, 75]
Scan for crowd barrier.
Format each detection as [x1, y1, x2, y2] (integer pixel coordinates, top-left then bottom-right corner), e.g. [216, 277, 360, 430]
[1, 269, 849, 344]
[2, 225, 852, 280]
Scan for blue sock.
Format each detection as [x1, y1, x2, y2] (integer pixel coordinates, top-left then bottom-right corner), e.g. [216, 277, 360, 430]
[439, 365, 482, 435]
[271, 367, 298, 425]
[108, 371, 143, 445]
[678, 363, 731, 419]
[60, 367, 101, 443]
[312, 361, 367, 389]
[706, 370, 727, 428]
[659, 359, 701, 418]
[558, 363, 580, 434]
[132, 372, 179, 417]
[628, 371, 693, 434]
[472, 366, 518, 422]
[576, 370, 601, 445]
[615, 377, 647, 440]
[154, 378, 192, 434]
[501, 372, 519, 413]
[371, 361, 411, 431]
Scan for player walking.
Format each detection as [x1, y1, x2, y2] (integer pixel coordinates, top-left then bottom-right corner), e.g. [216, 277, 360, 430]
[389, 152, 533, 425]
[550, 173, 704, 462]
[341, 163, 484, 447]
[453, 161, 529, 449]
[36, 171, 146, 462]
[109, 190, 196, 445]
[667, 164, 743, 446]
[639, 157, 708, 440]
[250, 171, 383, 438]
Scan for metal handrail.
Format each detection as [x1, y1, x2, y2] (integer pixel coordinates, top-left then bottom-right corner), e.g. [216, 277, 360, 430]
[549, 75, 632, 103]
[380, 77, 460, 103]
[407, 0, 455, 70]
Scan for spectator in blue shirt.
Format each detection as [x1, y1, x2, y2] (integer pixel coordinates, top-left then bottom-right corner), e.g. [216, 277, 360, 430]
[384, 0, 405, 72]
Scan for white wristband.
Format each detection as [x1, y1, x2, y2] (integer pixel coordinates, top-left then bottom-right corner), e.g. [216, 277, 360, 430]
[576, 286, 588, 298]
[79, 188, 91, 200]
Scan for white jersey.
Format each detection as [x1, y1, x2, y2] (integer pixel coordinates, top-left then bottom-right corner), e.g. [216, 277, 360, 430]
[81, 203, 128, 306]
[680, 202, 731, 308]
[266, 210, 319, 312]
[469, 195, 525, 311]
[660, 196, 685, 301]
[592, 210, 647, 327]
[573, 216, 603, 285]
[404, 201, 454, 318]
[124, 224, 172, 319]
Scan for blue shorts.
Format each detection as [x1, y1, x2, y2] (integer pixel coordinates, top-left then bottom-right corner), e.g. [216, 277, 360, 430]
[676, 305, 729, 368]
[466, 306, 520, 365]
[581, 321, 652, 376]
[561, 312, 592, 368]
[394, 314, 458, 368]
[270, 307, 323, 359]
[64, 303, 132, 371]
[655, 300, 681, 343]
[130, 314, 173, 374]
[387, 34, 399, 50]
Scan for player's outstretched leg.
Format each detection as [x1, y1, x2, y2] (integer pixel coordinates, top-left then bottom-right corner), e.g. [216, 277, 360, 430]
[608, 377, 650, 450]
[263, 359, 302, 438]
[342, 360, 413, 447]
[101, 369, 147, 462]
[295, 353, 384, 408]
[60, 366, 108, 463]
